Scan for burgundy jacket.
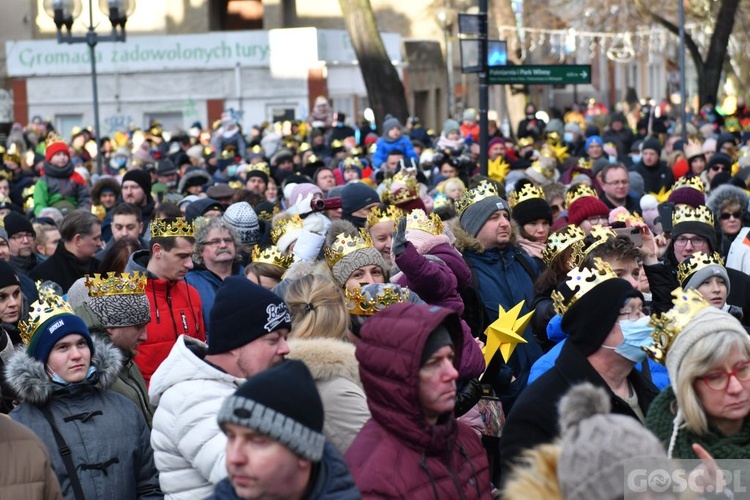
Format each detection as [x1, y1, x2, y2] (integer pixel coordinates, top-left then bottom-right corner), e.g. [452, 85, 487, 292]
[345, 303, 492, 499]
[394, 242, 485, 379]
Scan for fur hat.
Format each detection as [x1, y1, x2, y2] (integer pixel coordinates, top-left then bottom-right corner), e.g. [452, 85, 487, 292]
[557, 383, 667, 499]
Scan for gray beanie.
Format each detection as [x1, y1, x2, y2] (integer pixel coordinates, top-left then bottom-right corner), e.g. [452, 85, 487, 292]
[442, 119, 460, 136]
[557, 383, 667, 500]
[382, 114, 401, 134]
[459, 196, 511, 238]
[67, 276, 151, 329]
[67, 277, 104, 331]
[0, 227, 8, 244]
[683, 263, 730, 295]
[223, 202, 261, 245]
[331, 247, 387, 288]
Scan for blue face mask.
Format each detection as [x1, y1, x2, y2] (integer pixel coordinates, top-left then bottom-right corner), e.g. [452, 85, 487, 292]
[614, 315, 654, 363]
[631, 154, 641, 164]
[563, 132, 574, 143]
[49, 365, 96, 386]
[114, 157, 127, 168]
[227, 165, 238, 177]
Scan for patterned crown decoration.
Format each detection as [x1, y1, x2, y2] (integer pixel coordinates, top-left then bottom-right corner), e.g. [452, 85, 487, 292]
[672, 204, 714, 227]
[508, 184, 545, 210]
[220, 144, 238, 159]
[257, 204, 280, 222]
[365, 205, 405, 230]
[645, 288, 711, 364]
[684, 140, 704, 160]
[405, 209, 443, 236]
[564, 184, 598, 209]
[247, 162, 270, 176]
[270, 215, 303, 244]
[611, 209, 645, 226]
[432, 193, 452, 210]
[306, 154, 324, 165]
[455, 180, 500, 216]
[85, 272, 147, 298]
[249, 144, 264, 155]
[150, 217, 194, 238]
[19, 286, 75, 345]
[342, 157, 363, 170]
[346, 285, 411, 316]
[45, 132, 66, 149]
[551, 258, 618, 316]
[577, 157, 592, 170]
[251, 245, 294, 270]
[330, 139, 345, 149]
[672, 175, 706, 194]
[324, 229, 374, 267]
[584, 225, 618, 256]
[381, 170, 419, 205]
[3, 143, 21, 165]
[542, 225, 586, 266]
[517, 137, 534, 149]
[676, 251, 725, 286]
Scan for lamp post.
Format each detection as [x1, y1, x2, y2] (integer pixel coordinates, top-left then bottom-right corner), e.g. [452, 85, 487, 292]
[437, 9, 456, 119]
[44, 0, 135, 176]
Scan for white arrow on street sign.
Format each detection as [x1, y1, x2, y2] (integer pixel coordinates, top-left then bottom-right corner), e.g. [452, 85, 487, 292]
[581, 70, 588, 79]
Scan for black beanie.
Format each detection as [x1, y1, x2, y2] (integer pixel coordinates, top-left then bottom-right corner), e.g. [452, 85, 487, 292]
[672, 220, 717, 251]
[420, 323, 454, 367]
[122, 169, 152, 198]
[217, 359, 325, 461]
[341, 183, 380, 216]
[641, 137, 662, 156]
[185, 198, 223, 222]
[208, 276, 291, 354]
[3, 212, 35, 238]
[0, 261, 19, 289]
[512, 198, 553, 226]
[561, 278, 642, 357]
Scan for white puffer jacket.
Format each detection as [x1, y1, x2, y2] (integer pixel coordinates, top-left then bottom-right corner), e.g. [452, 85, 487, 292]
[148, 335, 244, 500]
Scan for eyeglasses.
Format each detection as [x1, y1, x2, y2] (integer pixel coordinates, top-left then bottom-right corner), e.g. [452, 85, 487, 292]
[673, 236, 707, 248]
[204, 238, 234, 247]
[698, 360, 750, 391]
[10, 233, 33, 241]
[585, 216, 609, 225]
[710, 164, 730, 172]
[721, 211, 742, 220]
[603, 180, 629, 186]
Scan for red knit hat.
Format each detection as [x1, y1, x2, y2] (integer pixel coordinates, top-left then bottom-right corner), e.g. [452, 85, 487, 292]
[45, 136, 70, 163]
[567, 196, 610, 226]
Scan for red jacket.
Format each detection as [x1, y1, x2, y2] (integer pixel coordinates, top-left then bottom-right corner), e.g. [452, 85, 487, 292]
[127, 251, 206, 384]
[345, 303, 492, 499]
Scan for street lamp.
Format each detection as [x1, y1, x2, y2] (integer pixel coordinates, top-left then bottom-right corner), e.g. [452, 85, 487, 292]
[44, 0, 135, 175]
[437, 8, 456, 119]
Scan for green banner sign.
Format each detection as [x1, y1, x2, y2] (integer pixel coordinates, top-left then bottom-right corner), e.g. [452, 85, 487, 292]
[489, 64, 591, 85]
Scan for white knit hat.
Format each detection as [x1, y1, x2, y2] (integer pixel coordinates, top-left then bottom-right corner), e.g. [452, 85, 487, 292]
[223, 202, 261, 245]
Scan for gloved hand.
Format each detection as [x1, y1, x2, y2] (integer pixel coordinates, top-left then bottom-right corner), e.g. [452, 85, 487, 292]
[391, 216, 408, 257]
[292, 193, 314, 216]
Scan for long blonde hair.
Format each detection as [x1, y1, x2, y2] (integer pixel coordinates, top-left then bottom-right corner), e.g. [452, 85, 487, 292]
[285, 274, 350, 340]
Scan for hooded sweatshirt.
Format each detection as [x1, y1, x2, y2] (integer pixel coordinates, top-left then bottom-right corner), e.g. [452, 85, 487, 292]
[33, 161, 91, 216]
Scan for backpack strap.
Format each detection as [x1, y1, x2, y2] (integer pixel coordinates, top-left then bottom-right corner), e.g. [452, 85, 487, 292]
[40, 405, 87, 500]
[513, 247, 540, 283]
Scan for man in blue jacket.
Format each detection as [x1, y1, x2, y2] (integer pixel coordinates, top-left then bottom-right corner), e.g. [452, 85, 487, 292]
[452, 180, 542, 411]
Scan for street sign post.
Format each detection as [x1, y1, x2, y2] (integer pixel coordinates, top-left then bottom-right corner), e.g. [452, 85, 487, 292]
[488, 64, 591, 85]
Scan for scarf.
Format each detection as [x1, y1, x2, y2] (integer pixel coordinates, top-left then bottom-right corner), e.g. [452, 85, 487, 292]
[518, 236, 546, 260]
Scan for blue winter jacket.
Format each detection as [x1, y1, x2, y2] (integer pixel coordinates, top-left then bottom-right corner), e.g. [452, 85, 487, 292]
[205, 441, 360, 500]
[528, 314, 670, 390]
[185, 264, 244, 339]
[371, 136, 418, 168]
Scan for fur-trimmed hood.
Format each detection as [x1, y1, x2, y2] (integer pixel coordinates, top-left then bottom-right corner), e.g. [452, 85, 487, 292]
[447, 217, 518, 254]
[287, 337, 361, 387]
[707, 183, 749, 218]
[501, 443, 562, 499]
[4, 337, 123, 406]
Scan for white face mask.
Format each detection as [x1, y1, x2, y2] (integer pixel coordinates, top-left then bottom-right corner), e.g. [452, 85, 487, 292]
[563, 132, 574, 143]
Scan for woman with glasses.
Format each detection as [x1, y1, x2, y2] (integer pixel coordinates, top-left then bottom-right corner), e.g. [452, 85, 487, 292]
[708, 184, 750, 273]
[646, 304, 750, 459]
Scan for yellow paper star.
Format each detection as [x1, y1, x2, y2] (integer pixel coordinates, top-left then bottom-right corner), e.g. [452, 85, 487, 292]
[483, 301, 533, 364]
[650, 186, 672, 204]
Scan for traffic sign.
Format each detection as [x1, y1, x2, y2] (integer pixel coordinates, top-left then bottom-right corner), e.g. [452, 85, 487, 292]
[489, 64, 591, 85]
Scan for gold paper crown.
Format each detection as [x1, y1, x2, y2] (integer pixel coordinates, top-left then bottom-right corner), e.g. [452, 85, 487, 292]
[432, 194, 452, 210]
[342, 157, 363, 170]
[345, 285, 411, 316]
[508, 184, 545, 209]
[247, 162, 270, 176]
[19, 287, 75, 345]
[577, 157, 592, 170]
[299, 142, 311, 153]
[250, 145, 264, 155]
[644, 288, 711, 364]
[3, 143, 21, 164]
[551, 258, 618, 315]
[672, 204, 714, 227]
[455, 180, 500, 216]
[671, 175, 706, 194]
[85, 272, 147, 297]
[381, 170, 419, 205]
[330, 139, 345, 149]
[405, 209, 443, 236]
[150, 217, 194, 238]
[220, 145, 237, 159]
[684, 140, 704, 160]
[542, 225, 586, 266]
[324, 230, 374, 267]
[584, 225, 618, 256]
[612, 210, 645, 225]
[517, 137, 534, 149]
[45, 132, 66, 149]
[676, 251, 725, 286]
[270, 214, 303, 244]
[365, 205, 404, 230]
[306, 154, 324, 165]
[251, 245, 294, 270]
[565, 183, 598, 209]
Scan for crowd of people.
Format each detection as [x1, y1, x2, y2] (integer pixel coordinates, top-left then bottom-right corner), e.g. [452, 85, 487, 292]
[0, 94, 749, 499]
